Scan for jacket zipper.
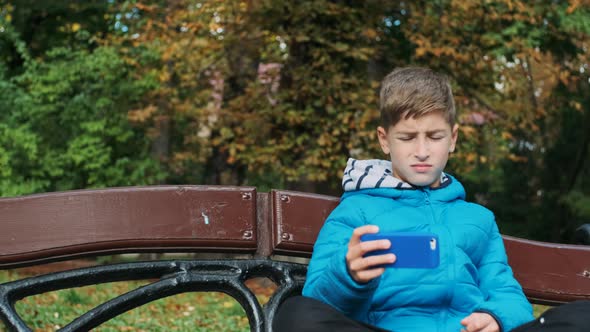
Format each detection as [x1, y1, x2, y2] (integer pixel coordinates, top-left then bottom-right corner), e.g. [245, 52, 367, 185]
[423, 188, 451, 332]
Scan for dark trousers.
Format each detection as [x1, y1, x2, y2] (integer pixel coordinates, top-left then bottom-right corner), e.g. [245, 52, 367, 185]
[273, 296, 389, 332]
[273, 297, 590, 332]
[512, 300, 590, 332]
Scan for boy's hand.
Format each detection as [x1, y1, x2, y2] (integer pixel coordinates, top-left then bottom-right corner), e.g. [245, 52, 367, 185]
[346, 225, 396, 284]
[460, 312, 499, 332]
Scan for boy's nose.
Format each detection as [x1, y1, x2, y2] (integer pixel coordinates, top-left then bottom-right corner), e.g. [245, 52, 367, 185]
[414, 139, 429, 160]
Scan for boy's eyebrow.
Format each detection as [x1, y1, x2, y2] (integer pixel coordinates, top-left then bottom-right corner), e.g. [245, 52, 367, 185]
[394, 129, 448, 135]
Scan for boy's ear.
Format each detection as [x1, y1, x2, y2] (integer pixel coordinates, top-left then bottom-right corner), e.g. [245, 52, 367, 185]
[449, 124, 459, 153]
[377, 126, 390, 154]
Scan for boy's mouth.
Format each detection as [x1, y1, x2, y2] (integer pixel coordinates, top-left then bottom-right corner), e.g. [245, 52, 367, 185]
[411, 164, 432, 173]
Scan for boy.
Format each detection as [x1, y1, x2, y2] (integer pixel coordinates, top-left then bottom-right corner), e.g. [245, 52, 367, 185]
[274, 67, 534, 331]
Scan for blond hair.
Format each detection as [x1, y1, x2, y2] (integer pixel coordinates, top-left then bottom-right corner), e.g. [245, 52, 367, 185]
[379, 67, 456, 129]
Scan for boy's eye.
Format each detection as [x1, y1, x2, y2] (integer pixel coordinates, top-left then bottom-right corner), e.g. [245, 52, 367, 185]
[430, 136, 444, 140]
[397, 136, 414, 141]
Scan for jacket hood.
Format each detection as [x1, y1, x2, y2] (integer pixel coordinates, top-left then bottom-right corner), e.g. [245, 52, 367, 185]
[341, 158, 465, 203]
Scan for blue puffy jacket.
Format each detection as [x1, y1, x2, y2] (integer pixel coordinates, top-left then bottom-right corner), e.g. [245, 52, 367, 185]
[302, 159, 533, 332]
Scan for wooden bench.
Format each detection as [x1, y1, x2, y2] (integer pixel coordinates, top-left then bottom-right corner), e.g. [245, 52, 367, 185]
[1, 186, 589, 331]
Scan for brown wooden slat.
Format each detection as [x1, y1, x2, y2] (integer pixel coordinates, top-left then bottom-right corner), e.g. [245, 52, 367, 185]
[504, 235, 590, 304]
[255, 192, 273, 258]
[0, 186, 257, 268]
[271, 190, 339, 257]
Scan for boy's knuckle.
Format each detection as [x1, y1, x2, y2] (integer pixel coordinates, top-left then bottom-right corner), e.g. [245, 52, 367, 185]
[359, 260, 367, 268]
[357, 259, 369, 270]
[359, 242, 370, 252]
[359, 258, 369, 270]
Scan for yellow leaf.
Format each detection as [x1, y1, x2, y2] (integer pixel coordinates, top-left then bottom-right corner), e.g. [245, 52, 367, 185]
[566, 0, 580, 14]
[362, 28, 378, 39]
[128, 105, 158, 123]
[459, 126, 476, 136]
[508, 154, 528, 163]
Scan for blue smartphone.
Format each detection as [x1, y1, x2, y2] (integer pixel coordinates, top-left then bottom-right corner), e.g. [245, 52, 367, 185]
[360, 232, 440, 269]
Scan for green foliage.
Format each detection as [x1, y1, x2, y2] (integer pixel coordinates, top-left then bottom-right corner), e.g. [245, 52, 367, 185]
[0, 18, 165, 194]
[0, 124, 48, 195]
[562, 191, 590, 221]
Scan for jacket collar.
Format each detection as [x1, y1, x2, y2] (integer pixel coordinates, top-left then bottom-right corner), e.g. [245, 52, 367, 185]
[341, 158, 464, 203]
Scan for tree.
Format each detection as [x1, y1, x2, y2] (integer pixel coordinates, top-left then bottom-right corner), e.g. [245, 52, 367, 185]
[0, 3, 165, 195]
[404, 0, 590, 241]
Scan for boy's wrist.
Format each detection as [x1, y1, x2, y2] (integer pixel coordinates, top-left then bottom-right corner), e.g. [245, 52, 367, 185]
[335, 248, 380, 291]
[473, 309, 503, 332]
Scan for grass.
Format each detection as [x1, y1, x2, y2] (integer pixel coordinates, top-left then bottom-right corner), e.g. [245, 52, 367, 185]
[0, 269, 551, 332]
[532, 303, 551, 318]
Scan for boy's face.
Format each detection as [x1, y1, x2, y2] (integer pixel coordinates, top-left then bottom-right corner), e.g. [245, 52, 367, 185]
[377, 111, 459, 188]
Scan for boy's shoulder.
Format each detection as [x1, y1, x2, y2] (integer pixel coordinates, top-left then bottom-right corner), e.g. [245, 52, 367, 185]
[339, 190, 396, 210]
[327, 191, 391, 222]
[451, 200, 495, 219]
[447, 200, 498, 233]
[335, 191, 376, 213]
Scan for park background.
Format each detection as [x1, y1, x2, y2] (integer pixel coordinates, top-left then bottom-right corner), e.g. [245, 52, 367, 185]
[2, 0, 589, 243]
[1, 1, 589, 331]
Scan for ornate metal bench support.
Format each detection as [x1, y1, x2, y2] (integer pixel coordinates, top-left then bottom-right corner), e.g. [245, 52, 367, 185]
[0, 259, 307, 332]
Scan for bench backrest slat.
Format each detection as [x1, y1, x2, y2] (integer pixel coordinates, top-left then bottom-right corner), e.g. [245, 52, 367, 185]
[504, 235, 590, 305]
[271, 190, 339, 257]
[0, 186, 257, 268]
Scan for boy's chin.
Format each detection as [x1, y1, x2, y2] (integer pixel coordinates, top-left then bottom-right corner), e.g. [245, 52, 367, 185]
[406, 175, 440, 188]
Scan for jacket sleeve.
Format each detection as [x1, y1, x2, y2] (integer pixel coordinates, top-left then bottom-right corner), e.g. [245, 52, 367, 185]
[475, 216, 534, 332]
[302, 198, 379, 322]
